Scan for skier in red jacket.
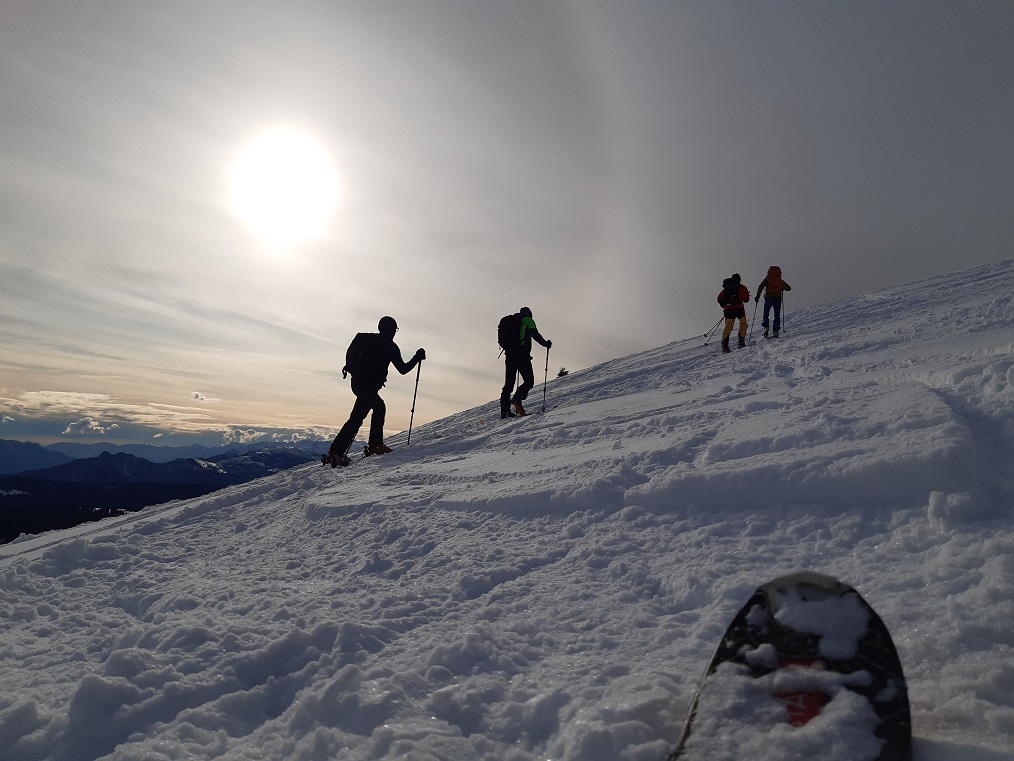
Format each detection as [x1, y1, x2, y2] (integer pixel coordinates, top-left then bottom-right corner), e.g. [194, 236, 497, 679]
[717, 273, 751, 353]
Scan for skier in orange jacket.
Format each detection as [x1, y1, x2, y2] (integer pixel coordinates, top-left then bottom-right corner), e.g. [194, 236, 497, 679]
[755, 266, 792, 338]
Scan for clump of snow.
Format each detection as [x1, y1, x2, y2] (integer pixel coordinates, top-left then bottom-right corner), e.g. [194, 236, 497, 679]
[1, 259, 1013, 760]
[927, 490, 1002, 526]
[745, 642, 780, 670]
[773, 586, 870, 661]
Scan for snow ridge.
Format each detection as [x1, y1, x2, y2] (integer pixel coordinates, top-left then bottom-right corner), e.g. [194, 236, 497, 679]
[1, 259, 1013, 760]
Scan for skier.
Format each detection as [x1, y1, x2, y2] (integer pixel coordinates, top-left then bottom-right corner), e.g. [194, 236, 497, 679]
[717, 274, 751, 353]
[754, 266, 792, 338]
[324, 316, 425, 467]
[499, 306, 551, 418]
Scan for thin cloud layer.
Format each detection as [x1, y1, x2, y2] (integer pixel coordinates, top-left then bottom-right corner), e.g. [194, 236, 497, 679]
[0, 390, 331, 445]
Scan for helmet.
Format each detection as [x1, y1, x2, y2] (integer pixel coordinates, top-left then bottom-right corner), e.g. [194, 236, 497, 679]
[378, 316, 398, 337]
[519, 306, 532, 318]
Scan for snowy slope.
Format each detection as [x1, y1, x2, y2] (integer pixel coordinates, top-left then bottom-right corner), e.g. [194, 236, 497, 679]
[2, 260, 1013, 761]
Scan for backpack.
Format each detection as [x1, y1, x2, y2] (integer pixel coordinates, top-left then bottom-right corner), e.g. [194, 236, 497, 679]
[766, 266, 782, 295]
[719, 278, 741, 308]
[497, 313, 523, 351]
[345, 332, 385, 379]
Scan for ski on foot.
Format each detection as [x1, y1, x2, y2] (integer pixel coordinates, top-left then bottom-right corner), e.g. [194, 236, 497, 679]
[363, 443, 393, 458]
[321, 452, 351, 468]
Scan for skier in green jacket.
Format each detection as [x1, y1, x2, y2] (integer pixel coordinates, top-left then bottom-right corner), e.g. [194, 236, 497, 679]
[500, 307, 551, 418]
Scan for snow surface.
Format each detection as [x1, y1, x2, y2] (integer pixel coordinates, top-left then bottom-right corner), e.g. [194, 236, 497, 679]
[2, 259, 1013, 761]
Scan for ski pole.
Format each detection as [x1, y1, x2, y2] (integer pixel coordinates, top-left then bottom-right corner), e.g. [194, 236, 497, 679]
[406, 362, 421, 445]
[748, 298, 759, 344]
[781, 294, 787, 334]
[703, 317, 723, 345]
[541, 345, 550, 412]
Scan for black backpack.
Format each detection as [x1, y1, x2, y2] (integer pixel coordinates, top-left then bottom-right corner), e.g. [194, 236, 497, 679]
[719, 278, 741, 308]
[497, 313, 523, 351]
[345, 332, 385, 380]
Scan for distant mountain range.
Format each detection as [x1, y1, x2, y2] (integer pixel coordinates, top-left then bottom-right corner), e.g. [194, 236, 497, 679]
[0, 437, 327, 474]
[0, 439, 75, 475]
[13, 448, 316, 486]
[0, 439, 329, 544]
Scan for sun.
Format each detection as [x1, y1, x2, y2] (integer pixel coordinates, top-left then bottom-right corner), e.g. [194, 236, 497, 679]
[227, 128, 341, 246]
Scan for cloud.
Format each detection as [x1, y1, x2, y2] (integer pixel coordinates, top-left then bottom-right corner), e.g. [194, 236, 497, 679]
[271, 429, 332, 444]
[1, 391, 216, 437]
[223, 426, 335, 446]
[0, 390, 334, 445]
[63, 418, 120, 436]
[223, 428, 270, 445]
[192, 392, 222, 403]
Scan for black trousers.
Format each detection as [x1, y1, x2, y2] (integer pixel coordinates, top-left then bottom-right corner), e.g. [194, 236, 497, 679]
[330, 380, 385, 455]
[502, 352, 534, 406]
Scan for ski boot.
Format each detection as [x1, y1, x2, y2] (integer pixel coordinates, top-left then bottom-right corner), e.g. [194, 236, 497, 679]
[513, 401, 528, 416]
[738, 335, 746, 348]
[500, 397, 516, 419]
[322, 452, 351, 468]
[366, 443, 393, 456]
[772, 330, 780, 338]
[721, 339, 731, 354]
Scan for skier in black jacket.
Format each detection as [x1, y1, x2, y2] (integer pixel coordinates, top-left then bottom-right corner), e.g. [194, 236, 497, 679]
[324, 316, 425, 467]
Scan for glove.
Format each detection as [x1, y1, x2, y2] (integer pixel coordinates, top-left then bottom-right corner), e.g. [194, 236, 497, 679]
[342, 365, 349, 379]
[414, 348, 426, 362]
[546, 340, 552, 349]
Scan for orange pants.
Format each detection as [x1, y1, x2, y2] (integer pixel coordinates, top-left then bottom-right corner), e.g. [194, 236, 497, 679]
[722, 316, 748, 342]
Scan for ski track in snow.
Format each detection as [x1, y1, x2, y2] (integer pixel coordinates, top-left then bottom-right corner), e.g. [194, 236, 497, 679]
[1, 260, 1013, 761]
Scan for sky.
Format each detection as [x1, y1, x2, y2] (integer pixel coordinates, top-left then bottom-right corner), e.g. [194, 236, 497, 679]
[2, 259, 1012, 760]
[1, 1, 1013, 448]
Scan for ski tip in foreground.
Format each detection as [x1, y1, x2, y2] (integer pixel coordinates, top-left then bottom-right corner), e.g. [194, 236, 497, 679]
[669, 571, 911, 761]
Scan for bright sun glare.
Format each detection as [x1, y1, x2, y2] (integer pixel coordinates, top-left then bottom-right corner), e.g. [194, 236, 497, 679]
[228, 128, 341, 247]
